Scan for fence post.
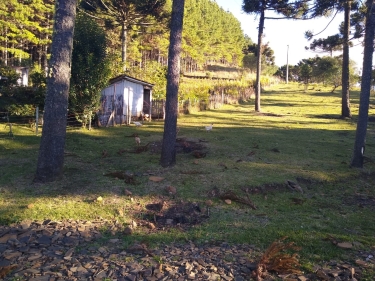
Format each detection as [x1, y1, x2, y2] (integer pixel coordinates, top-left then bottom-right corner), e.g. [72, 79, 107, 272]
[88, 110, 92, 130]
[35, 106, 39, 136]
[163, 100, 166, 120]
[6, 114, 13, 138]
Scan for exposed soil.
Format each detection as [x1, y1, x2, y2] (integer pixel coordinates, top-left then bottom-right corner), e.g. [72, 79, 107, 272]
[142, 200, 209, 230]
[148, 138, 208, 155]
[255, 112, 284, 117]
[343, 194, 375, 210]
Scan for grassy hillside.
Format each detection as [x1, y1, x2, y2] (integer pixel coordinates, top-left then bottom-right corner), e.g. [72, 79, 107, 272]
[183, 63, 251, 80]
[1, 82, 375, 277]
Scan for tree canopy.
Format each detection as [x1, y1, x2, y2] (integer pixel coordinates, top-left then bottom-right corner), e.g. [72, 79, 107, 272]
[69, 13, 112, 127]
[243, 42, 277, 75]
[0, 0, 53, 67]
[79, 0, 168, 69]
[0, 0, 248, 77]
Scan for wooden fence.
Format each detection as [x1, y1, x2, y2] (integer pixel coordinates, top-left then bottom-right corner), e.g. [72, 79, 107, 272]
[151, 86, 255, 117]
[151, 100, 165, 120]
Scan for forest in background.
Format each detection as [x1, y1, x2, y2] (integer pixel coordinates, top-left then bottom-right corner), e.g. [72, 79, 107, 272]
[0, 0, 266, 114]
[0, 0, 365, 118]
[0, 0, 246, 73]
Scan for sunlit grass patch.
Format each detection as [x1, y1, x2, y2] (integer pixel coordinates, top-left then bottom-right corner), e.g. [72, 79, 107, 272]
[1, 83, 375, 273]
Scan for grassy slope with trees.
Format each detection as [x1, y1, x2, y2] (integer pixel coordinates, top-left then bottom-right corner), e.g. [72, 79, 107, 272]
[1, 83, 375, 278]
[1, 0, 375, 278]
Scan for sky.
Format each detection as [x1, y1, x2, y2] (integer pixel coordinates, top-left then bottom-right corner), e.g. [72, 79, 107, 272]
[214, 0, 365, 71]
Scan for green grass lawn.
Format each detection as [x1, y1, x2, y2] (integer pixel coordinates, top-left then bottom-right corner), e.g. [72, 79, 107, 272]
[1, 82, 375, 275]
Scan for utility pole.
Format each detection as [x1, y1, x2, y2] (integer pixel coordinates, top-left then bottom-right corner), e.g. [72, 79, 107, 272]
[286, 45, 289, 84]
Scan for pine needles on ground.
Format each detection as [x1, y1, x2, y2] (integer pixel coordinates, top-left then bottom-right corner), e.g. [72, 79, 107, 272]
[253, 237, 302, 281]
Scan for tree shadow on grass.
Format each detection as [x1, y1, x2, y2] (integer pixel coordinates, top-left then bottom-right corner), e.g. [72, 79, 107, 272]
[308, 114, 345, 120]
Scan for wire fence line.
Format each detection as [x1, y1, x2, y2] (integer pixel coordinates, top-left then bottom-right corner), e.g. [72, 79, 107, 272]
[0, 110, 40, 138]
[0, 108, 86, 138]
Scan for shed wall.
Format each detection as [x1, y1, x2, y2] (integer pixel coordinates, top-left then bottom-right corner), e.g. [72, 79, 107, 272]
[98, 79, 149, 127]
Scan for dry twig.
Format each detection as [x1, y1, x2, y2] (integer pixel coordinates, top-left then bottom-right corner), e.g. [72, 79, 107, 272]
[127, 243, 154, 257]
[135, 142, 150, 153]
[219, 190, 257, 210]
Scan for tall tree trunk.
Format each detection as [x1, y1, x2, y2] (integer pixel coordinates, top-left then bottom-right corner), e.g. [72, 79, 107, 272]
[5, 27, 8, 66]
[341, 0, 352, 118]
[121, 22, 127, 71]
[42, 43, 48, 73]
[34, 0, 77, 183]
[255, 5, 265, 112]
[350, 0, 375, 168]
[160, 0, 185, 168]
[38, 44, 42, 67]
[42, 27, 50, 73]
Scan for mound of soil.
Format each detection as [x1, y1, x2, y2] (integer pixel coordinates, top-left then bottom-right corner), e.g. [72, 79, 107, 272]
[149, 138, 208, 155]
[143, 200, 209, 230]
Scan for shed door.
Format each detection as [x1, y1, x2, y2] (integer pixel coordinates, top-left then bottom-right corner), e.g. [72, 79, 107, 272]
[143, 89, 151, 113]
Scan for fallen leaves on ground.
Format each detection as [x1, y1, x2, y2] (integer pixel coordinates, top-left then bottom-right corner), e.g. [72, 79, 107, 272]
[205, 200, 213, 206]
[286, 180, 304, 193]
[247, 151, 256, 156]
[0, 265, 17, 278]
[101, 150, 108, 158]
[337, 242, 353, 249]
[192, 150, 206, 158]
[149, 176, 164, 182]
[165, 186, 177, 195]
[127, 243, 154, 257]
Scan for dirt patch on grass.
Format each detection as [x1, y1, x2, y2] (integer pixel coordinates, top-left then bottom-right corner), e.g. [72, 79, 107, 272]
[310, 114, 343, 119]
[141, 200, 209, 230]
[255, 112, 284, 117]
[247, 182, 288, 194]
[206, 183, 291, 198]
[149, 138, 208, 155]
[343, 194, 375, 210]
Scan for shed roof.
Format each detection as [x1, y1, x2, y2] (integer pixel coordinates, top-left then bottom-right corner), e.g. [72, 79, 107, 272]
[108, 74, 154, 89]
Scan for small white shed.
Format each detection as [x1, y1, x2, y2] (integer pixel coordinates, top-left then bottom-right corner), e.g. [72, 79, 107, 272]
[12, 66, 29, 86]
[97, 75, 154, 127]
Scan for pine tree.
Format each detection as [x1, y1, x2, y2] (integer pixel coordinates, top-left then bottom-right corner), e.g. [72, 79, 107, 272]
[160, 0, 185, 167]
[34, 0, 77, 183]
[80, 0, 167, 70]
[242, 0, 309, 112]
[350, 0, 375, 168]
[306, 0, 362, 118]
